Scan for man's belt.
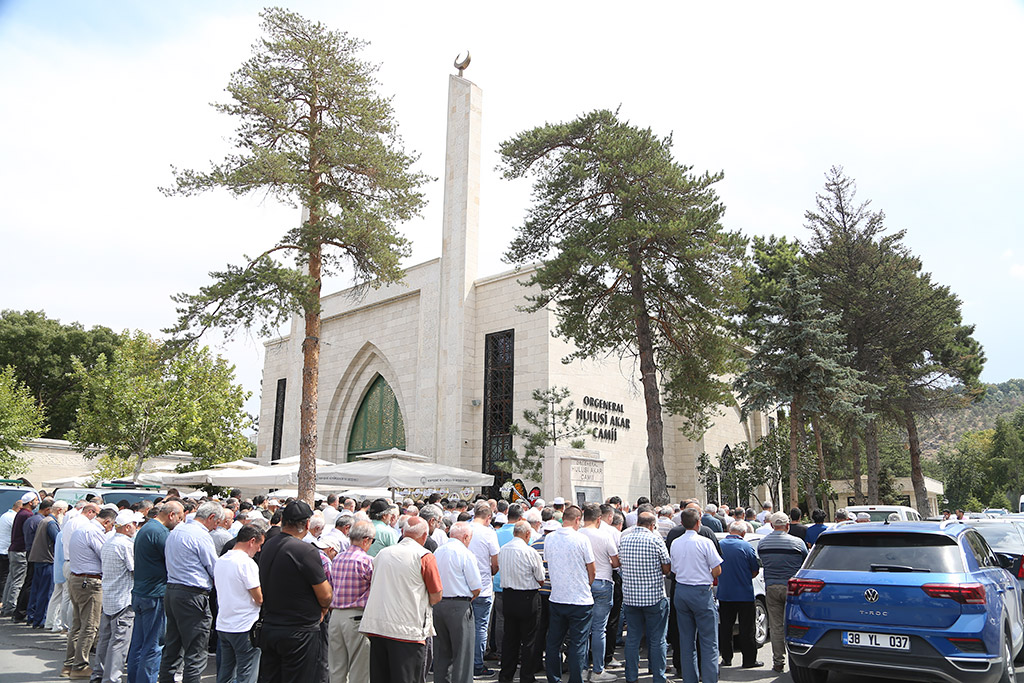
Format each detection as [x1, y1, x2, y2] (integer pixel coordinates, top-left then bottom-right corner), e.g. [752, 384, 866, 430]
[72, 573, 101, 579]
[442, 596, 473, 601]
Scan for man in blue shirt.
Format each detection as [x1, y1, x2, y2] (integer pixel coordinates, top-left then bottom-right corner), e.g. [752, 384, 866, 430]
[158, 501, 222, 683]
[717, 521, 762, 669]
[127, 500, 183, 683]
[803, 509, 828, 546]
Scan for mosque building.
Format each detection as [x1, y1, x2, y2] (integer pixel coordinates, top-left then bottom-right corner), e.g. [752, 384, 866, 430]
[256, 70, 770, 505]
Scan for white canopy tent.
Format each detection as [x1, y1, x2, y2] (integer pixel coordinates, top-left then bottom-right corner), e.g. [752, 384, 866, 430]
[205, 458, 333, 488]
[296, 451, 494, 490]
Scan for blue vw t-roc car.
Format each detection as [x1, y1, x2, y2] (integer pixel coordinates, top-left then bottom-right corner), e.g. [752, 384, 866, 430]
[785, 521, 1024, 683]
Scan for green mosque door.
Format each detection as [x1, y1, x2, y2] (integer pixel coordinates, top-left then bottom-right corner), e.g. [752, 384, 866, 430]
[347, 375, 406, 461]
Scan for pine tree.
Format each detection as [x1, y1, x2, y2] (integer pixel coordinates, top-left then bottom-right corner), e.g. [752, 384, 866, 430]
[162, 9, 428, 503]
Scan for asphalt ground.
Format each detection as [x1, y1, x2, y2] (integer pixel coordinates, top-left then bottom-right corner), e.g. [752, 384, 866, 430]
[2, 615, 1021, 683]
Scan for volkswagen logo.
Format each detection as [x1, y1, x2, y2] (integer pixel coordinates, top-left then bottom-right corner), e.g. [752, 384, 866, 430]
[864, 589, 880, 603]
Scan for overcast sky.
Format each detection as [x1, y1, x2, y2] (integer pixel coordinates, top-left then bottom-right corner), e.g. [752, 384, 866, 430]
[2, 0, 1022, 422]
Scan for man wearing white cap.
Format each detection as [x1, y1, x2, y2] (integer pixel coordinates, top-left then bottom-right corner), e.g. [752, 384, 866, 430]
[92, 510, 140, 683]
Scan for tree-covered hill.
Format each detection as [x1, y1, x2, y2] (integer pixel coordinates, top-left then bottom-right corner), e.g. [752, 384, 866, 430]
[918, 379, 1024, 456]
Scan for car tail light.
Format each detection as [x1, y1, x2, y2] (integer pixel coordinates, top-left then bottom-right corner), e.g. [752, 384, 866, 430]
[948, 637, 987, 653]
[788, 578, 825, 596]
[1017, 558, 1024, 579]
[921, 583, 986, 604]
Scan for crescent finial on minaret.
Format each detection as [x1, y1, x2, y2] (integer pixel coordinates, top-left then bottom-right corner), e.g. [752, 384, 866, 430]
[454, 51, 471, 77]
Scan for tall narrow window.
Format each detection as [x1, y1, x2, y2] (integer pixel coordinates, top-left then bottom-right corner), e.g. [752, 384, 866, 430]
[271, 378, 286, 462]
[483, 329, 514, 491]
[347, 375, 406, 461]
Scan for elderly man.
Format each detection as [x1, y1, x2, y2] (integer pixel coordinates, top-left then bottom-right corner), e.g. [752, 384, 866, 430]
[717, 521, 762, 669]
[671, 507, 723, 683]
[367, 499, 398, 557]
[433, 521, 482, 683]
[466, 501, 500, 677]
[158, 501, 222, 683]
[323, 494, 341, 531]
[755, 501, 773, 525]
[419, 503, 447, 552]
[64, 507, 116, 679]
[322, 512, 353, 553]
[619, 511, 671, 683]
[0, 498, 23, 607]
[360, 517, 442, 683]
[92, 509, 140, 683]
[757, 511, 808, 673]
[214, 524, 265, 683]
[700, 504, 723, 533]
[544, 505, 596, 683]
[498, 520, 545, 683]
[127, 500, 183, 683]
[327, 520, 375, 683]
[258, 500, 332, 682]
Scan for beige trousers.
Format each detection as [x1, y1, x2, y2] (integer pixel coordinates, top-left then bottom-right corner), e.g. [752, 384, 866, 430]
[328, 607, 369, 683]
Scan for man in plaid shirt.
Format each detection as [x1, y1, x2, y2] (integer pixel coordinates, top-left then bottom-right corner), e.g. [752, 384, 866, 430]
[618, 511, 671, 683]
[327, 520, 375, 683]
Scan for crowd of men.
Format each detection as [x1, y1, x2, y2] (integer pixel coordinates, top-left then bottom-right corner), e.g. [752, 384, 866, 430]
[0, 488, 840, 683]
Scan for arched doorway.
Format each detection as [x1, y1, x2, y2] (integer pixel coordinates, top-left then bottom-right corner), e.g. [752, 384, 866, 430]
[347, 375, 406, 461]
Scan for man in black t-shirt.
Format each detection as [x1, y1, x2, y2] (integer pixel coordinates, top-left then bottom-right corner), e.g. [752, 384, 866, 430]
[257, 501, 332, 683]
[787, 508, 808, 543]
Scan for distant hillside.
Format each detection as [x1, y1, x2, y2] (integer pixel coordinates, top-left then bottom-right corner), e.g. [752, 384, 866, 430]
[918, 379, 1024, 456]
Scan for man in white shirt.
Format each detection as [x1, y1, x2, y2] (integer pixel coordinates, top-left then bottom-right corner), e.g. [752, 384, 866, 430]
[498, 520, 545, 683]
[670, 508, 723, 683]
[543, 505, 596, 683]
[92, 509, 140, 683]
[433, 522, 482, 683]
[580, 504, 619, 682]
[214, 525, 264, 683]
[322, 494, 341, 531]
[755, 501, 773, 525]
[0, 499, 21, 607]
[321, 512, 353, 553]
[466, 502, 499, 676]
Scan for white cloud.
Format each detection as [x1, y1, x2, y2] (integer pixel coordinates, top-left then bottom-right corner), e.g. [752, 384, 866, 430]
[1011, 264, 1024, 279]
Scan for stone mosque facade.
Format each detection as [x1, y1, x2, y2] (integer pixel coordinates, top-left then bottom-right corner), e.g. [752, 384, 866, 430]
[256, 73, 771, 505]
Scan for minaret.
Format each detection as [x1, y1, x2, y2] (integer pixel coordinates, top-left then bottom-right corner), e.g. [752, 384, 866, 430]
[435, 63, 482, 468]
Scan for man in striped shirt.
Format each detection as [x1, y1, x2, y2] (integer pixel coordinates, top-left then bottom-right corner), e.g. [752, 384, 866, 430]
[327, 520, 375, 683]
[498, 521, 544, 683]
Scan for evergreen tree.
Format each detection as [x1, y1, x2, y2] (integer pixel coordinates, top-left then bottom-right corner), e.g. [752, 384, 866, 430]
[0, 366, 46, 477]
[735, 265, 868, 510]
[502, 386, 592, 481]
[162, 9, 428, 503]
[499, 109, 746, 505]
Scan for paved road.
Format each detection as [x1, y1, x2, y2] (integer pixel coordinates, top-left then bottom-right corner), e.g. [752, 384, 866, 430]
[1, 616, 1018, 683]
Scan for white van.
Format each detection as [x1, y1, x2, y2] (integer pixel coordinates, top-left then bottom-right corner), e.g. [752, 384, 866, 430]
[844, 504, 922, 522]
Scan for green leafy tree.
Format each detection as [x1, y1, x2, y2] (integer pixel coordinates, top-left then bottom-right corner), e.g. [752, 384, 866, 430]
[696, 442, 759, 508]
[161, 9, 428, 504]
[989, 491, 1013, 512]
[749, 418, 789, 508]
[0, 310, 119, 439]
[0, 366, 46, 477]
[991, 416, 1024, 502]
[67, 332, 253, 479]
[499, 109, 747, 504]
[935, 430, 992, 510]
[740, 235, 801, 346]
[502, 386, 592, 481]
[735, 265, 868, 510]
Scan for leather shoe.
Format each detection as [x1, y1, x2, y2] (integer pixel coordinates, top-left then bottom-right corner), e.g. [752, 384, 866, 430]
[474, 669, 494, 677]
[772, 663, 785, 673]
[721, 658, 733, 666]
[59, 666, 71, 678]
[742, 661, 764, 668]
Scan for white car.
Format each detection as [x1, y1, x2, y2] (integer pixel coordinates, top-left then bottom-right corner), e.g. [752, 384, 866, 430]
[844, 504, 923, 522]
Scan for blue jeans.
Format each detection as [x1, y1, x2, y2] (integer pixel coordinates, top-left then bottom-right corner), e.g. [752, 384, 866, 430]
[588, 579, 613, 673]
[27, 562, 53, 626]
[624, 599, 670, 683]
[673, 584, 719, 683]
[217, 629, 261, 683]
[127, 595, 166, 683]
[471, 594, 493, 672]
[546, 601, 593, 683]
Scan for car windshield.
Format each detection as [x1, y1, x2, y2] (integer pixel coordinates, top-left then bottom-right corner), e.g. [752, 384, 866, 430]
[0, 489, 31, 512]
[806, 532, 964, 573]
[101, 491, 161, 506]
[969, 525, 1024, 553]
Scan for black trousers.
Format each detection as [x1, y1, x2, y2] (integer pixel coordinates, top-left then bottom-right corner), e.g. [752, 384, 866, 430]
[0, 554, 9, 602]
[719, 600, 757, 666]
[500, 589, 540, 683]
[13, 560, 34, 619]
[258, 623, 321, 683]
[605, 571, 623, 664]
[368, 635, 425, 683]
[531, 592, 551, 675]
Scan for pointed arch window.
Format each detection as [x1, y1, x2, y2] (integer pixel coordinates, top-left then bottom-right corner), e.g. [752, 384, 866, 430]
[347, 375, 406, 460]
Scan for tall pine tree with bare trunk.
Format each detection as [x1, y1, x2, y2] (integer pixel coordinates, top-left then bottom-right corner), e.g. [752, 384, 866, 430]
[499, 109, 746, 505]
[162, 8, 428, 504]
